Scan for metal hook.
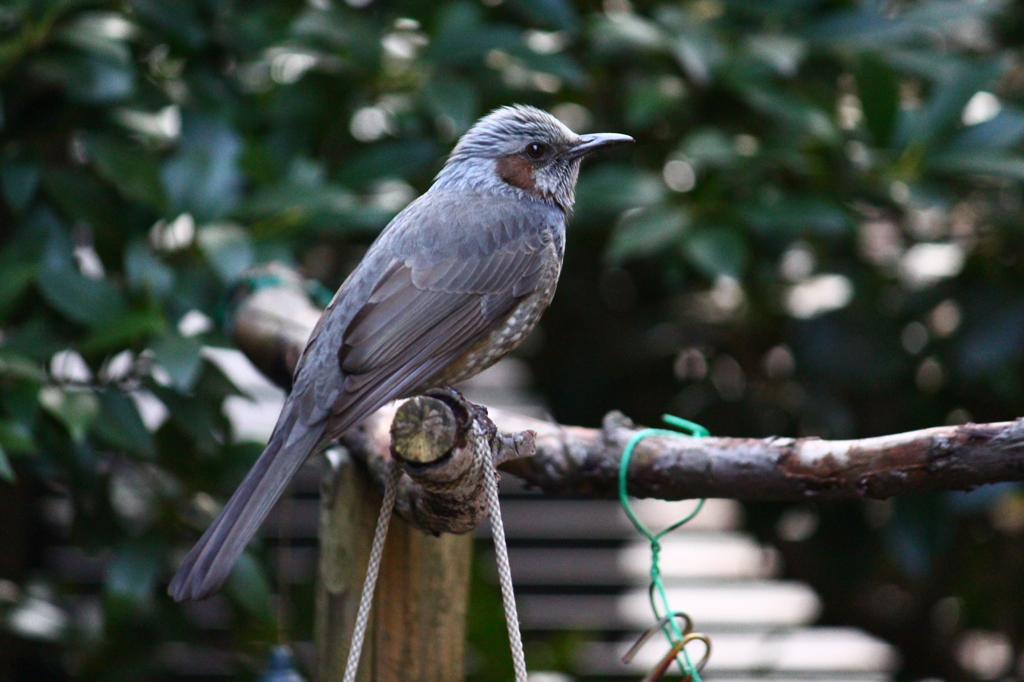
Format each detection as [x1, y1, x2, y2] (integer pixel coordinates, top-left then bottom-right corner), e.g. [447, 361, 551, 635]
[622, 612, 694, 664]
[640, 633, 711, 682]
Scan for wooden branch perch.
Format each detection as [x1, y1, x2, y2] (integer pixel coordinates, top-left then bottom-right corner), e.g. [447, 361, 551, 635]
[492, 410, 1024, 501]
[344, 388, 534, 534]
[231, 264, 1024, 535]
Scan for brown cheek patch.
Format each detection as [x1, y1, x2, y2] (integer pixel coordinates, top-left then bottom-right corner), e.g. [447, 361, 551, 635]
[496, 155, 536, 192]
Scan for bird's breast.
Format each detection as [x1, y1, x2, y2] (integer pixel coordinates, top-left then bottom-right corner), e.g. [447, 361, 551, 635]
[427, 246, 562, 388]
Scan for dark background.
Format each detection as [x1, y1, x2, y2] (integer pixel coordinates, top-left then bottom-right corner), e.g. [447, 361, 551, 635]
[3, 0, 1024, 679]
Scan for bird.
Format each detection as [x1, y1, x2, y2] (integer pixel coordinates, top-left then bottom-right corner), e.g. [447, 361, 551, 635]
[168, 104, 633, 601]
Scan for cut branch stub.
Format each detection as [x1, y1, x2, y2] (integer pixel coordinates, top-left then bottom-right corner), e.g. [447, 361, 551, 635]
[230, 263, 320, 390]
[350, 388, 537, 536]
[391, 395, 459, 465]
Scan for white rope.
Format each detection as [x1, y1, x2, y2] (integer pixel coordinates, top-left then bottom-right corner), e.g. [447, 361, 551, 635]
[484, 448, 529, 682]
[342, 462, 402, 682]
[342, 419, 527, 682]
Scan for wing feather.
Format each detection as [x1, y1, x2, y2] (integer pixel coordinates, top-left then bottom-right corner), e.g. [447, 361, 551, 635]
[332, 230, 553, 431]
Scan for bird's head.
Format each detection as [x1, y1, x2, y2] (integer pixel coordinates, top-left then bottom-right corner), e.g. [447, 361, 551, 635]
[435, 105, 633, 212]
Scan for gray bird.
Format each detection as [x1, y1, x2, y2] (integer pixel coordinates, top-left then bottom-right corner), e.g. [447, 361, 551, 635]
[169, 105, 632, 601]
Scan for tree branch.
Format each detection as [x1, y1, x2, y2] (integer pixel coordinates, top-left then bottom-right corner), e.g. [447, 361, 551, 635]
[491, 409, 1024, 501]
[230, 265, 1024, 527]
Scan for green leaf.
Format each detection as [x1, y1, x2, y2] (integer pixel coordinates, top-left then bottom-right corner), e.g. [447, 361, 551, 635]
[1, 319, 64, 362]
[607, 206, 690, 263]
[30, 52, 134, 104]
[957, 296, 1024, 377]
[132, 0, 208, 49]
[152, 385, 221, 453]
[574, 166, 666, 226]
[79, 307, 166, 354]
[124, 240, 175, 296]
[429, 3, 521, 66]
[55, 13, 134, 63]
[0, 444, 14, 483]
[0, 353, 47, 383]
[197, 223, 254, 283]
[423, 74, 479, 136]
[662, 9, 726, 86]
[289, 6, 380, 67]
[0, 262, 36, 317]
[947, 108, 1024, 152]
[36, 266, 128, 327]
[884, 48, 965, 82]
[150, 333, 203, 390]
[105, 539, 162, 616]
[1, 208, 52, 267]
[161, 114, 242, 222]
[509, 48, 587, 89]
[684, 227, 748, 278]
[92, 390, 155, 458]
[33, 224, 131, 328]
[238, 157, 361, 232]
[739, 87, 838, 143]
[39, 386, 100, 443]
[0, 159, 42, 211]
[857, 54, 899, 147]
[41, 168, 123, 230]
[909, 58, 1005, 150]
[682, 129, 737, 169]
[336, 139, 442, 187]
[804, 0, 998, 50]
[805, 9, 917, 48]
[739, 197, 851, 237]
[626, 75, 687, 130]
[0, 418, 36, 453]
[226, 551, 273, 623]
[506, 0, 580, 34]
[591, 13, 668, 55]
[744, 34, 805, 77]
[927, 153, 1024, 182]
[85, 134, 165, 207]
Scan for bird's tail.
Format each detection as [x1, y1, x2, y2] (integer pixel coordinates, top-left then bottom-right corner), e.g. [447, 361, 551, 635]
[168, 405, 325, 601]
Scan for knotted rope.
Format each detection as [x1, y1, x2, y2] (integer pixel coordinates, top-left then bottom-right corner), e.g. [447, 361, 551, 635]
[481, 421, 529, 682]
[341, 463, 402, 682]
[341, 417, 527, 682]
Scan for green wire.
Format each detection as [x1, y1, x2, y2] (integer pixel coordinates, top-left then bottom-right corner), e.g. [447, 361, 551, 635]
[619, 414, 709, 680]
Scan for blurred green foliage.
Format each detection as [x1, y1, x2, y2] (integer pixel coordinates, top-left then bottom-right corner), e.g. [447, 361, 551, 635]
[4, 0, 1024, 679]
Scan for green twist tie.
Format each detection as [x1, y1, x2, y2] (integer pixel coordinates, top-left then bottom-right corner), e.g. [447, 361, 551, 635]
[216, 272, 286, 332]
[304, 279, 335, 308]
[619, 414, 709, 680]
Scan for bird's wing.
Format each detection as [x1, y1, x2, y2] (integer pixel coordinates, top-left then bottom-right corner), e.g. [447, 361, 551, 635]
[289, 193, 560, 437]
[325, 228, 551, 432]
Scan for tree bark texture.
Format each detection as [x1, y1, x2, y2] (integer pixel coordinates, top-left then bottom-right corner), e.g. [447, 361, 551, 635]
[491, 410, 1024, 502]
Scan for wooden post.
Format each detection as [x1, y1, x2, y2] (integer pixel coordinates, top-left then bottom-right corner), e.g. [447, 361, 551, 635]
[315, 452, 473, 682]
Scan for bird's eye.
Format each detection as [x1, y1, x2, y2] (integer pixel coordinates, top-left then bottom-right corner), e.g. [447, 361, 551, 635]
[525, 142, 547, 159]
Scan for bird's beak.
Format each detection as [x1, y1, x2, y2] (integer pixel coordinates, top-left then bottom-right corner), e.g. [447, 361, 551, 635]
[567, 132, 634, 159]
